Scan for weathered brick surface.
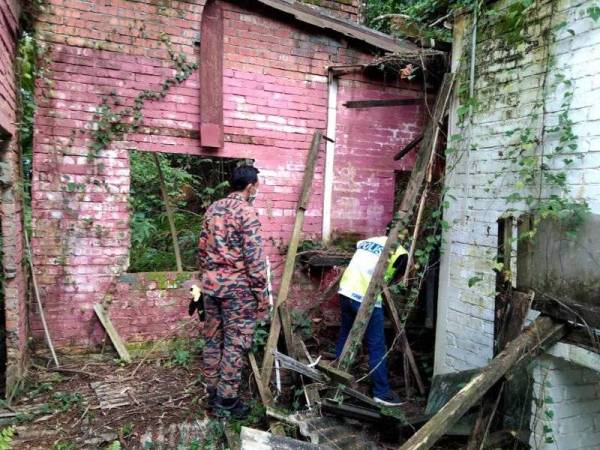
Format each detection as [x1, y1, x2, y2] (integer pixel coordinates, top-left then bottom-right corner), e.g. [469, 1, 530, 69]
[30, 0, 424, 348]
[300, 0, 363, 22]
[438, 0, 600, 373]
[0, 0, 27, 391]
[332, 75, 423, 235]
[530, 351, 600, 449]
[436, 0, 600, 446]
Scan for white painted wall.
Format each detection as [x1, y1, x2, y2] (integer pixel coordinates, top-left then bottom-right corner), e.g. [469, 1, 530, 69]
[437, 0, 600, 446]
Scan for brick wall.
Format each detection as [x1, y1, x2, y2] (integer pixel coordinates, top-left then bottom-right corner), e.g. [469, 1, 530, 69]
[301, 0, 362, 22]
[436, 0, 600, 373]
[436, 0, 600, 446]
[530, 347, 600, 449]
[31, 0, 424, 348]
[332, 74, 422, 235]
[0, 0, 27, 391]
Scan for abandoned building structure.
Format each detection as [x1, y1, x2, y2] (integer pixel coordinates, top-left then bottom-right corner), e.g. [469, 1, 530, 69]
[0, 0, 599, 448]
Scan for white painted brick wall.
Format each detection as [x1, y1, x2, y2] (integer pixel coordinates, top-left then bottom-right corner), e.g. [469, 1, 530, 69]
[530, 352, 600, 449]
[435, 0, 600, 445]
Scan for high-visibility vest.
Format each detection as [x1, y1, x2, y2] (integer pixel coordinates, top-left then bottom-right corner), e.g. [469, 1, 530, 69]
[338, 236, 408, 308]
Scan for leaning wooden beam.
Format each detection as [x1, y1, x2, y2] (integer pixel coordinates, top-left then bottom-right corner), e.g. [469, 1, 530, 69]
[262, 131, 323, 386]
[382, 288, 426, 395]
[152, 152, 182, 272]
[336, 73, 456, 372]
[249, 352, 285, 436]
[24, 228, 60, 368]
[466, 290, 533, 450]
[399, 315, 565, 450]
[93, 304, 132, 363]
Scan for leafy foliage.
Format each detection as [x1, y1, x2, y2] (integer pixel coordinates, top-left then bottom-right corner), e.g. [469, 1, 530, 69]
[128, 152, 235, 272]
[364, 0, 474, 41]
[0, 426, 14, 450]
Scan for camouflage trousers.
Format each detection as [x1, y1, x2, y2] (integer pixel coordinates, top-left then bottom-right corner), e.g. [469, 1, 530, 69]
[202, 293, 257, 399]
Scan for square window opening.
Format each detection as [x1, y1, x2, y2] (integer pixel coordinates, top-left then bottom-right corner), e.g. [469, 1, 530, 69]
[128, 150, 252, 273]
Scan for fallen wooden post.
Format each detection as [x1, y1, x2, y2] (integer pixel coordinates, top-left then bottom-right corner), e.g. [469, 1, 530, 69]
[337, 73, 455, 373]
[399, 315, 565, 450]
[466, 290, 533, 450]
[262, 131, 323, 386]
[93, 304, 132, 363]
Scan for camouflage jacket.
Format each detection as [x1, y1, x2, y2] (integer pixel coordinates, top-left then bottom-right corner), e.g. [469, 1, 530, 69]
[198, 192, 267, 300]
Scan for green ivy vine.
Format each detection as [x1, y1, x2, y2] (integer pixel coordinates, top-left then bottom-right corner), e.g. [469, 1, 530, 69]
[88, 32, 198, 161]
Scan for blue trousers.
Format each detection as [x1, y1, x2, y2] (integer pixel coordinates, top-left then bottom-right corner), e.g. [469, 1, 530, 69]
[335, 295, 390, 397]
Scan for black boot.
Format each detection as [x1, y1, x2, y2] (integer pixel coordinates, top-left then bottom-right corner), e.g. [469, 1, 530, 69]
[206, 386, 217, 410]
[214, 395, 250, 419]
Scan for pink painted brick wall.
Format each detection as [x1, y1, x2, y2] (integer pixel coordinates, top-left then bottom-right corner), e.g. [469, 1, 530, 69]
[0, 0, 19, 136]
[332, 75, 423, 236]
[0, 0, 28, 390]
[30, 0, 425, 349]
[300, 0, 362, 22]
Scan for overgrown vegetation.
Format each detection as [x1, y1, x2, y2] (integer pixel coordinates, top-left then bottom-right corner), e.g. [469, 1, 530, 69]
[128, 151, 236, 272]
[364, 0, 474, 41]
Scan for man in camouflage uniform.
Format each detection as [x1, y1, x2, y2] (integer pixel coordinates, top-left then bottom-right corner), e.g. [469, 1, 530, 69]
[198, 165, 267, 418]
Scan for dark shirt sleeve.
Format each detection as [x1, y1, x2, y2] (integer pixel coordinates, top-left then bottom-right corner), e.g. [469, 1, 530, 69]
[241, 208, 267, 298]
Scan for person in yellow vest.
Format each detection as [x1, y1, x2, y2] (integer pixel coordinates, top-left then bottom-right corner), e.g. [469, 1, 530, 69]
[336, 232, 408, 406]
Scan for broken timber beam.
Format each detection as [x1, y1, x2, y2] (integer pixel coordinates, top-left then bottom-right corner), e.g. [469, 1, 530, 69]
[399, 315, 565, 450]
[93, 304, 132, 363]
[262, 131, 323, 387]
[249, 352, 285, 435]
[273, 350, 329, 383]
[337, 73, 456, 373]
[466, 290, 533, 450]
[241, 426, 332, 450]
[394, 133, 423, 161]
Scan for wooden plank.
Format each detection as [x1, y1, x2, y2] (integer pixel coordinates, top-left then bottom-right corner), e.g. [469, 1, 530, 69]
[303, 383, 321, 408]
[321, 399, 383, 423]
[399, 316, 565, 450]
[93, 304, 131, 363]
[343, 98, 421, 108]
[394, 133, 423, 161]
[24, 229, 60, 368]
[337, 73, 456, 373]
[262, 131, 322, 386]
[335, 384, 381, 410]
[241, 427, 332, 450]
[254, 0, 419, 53]
[249, 353, 285, 436]
[532, 293, 600, 329]
[317, 361, 354, 385]
[273, 350, 329, 383]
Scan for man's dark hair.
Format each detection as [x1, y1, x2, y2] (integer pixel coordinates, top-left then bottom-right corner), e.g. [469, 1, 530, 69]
[231, 165, 259, 191]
